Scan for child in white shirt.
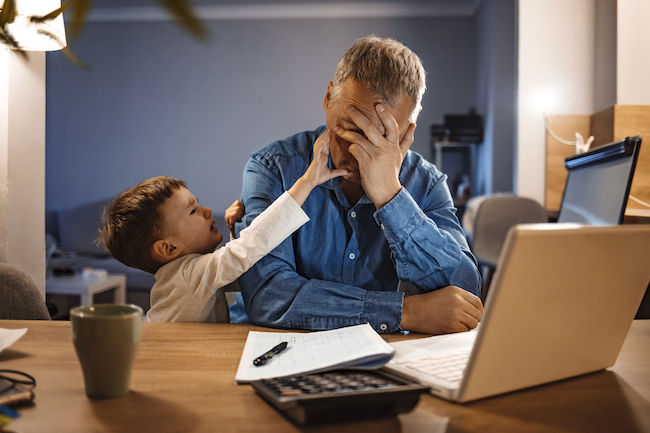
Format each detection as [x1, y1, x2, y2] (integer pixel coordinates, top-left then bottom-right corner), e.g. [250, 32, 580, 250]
[98, 132, 346, 322]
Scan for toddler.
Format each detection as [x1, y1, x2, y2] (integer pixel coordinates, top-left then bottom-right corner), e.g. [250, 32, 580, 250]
[98, 132, 345, 322]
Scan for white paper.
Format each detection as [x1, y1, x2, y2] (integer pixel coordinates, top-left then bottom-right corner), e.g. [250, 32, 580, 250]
[0, 328, 27, 353]
[235, 323, 395, 383]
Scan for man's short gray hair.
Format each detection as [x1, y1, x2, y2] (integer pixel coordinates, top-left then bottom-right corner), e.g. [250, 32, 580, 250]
[331, 35, 426, 123]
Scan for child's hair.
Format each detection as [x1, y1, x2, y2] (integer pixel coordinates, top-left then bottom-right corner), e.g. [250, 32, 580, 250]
[98, 176, 186, 274]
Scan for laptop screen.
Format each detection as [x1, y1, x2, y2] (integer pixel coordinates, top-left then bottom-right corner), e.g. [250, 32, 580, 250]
[557, 136, 641, 225]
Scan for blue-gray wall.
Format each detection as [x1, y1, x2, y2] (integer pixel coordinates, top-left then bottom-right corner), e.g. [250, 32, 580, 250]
[46, 8, 512, 221]
[475, 0, 517, 195]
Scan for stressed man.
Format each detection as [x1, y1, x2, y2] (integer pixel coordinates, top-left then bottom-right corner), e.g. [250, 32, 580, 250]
[235, 36, 482, 335]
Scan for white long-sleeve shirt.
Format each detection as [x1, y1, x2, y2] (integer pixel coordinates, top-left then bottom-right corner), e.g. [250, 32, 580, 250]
[146, 191, 309, 323]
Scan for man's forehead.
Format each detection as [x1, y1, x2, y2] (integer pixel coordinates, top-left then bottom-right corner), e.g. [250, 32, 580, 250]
[341, 109, 385, 132]
[341, 101, 409, 134]
[343, 87, 383, 112]
[333, 78, 413, 130]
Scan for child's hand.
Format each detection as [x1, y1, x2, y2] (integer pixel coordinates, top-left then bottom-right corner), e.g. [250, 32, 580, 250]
[225, 199, 245, 238]
[303, 130, 348, 188]
[287, 131, 348, 206]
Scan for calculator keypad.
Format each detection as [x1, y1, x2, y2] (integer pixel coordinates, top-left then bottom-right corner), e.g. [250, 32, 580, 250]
[251, 370, 429, 426]
[261, 371, 398, 396]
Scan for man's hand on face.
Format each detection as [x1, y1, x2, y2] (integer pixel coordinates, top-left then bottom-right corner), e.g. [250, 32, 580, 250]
[335, 103, 416, 209]
[400, 286, 483, 335]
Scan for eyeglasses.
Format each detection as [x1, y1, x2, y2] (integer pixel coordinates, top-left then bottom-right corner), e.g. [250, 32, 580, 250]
[0, 370, 36, 405]
[0, 370, 36, 390]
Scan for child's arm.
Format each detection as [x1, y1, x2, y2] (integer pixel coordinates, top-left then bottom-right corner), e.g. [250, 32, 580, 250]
[225, 200, 244, 238]
[287, 130, 348, 206]
[223, 131, 346, 237]
[176, 132, 346, 308]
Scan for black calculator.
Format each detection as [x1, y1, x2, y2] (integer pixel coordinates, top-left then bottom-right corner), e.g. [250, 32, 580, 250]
[250, 369, 429, 426]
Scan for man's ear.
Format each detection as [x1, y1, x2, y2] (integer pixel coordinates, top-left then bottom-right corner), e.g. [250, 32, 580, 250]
[151, 238, 182, 264]
[323, 81, 334, 111]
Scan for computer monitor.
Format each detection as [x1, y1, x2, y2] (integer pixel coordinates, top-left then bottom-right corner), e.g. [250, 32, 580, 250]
[557, 136, 641, 225]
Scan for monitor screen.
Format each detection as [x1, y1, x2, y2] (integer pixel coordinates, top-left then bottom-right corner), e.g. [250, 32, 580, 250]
[557, 136, 641, 225]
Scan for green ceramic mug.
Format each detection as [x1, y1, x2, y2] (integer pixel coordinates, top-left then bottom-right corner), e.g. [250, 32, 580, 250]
[71, 304, 143, 399]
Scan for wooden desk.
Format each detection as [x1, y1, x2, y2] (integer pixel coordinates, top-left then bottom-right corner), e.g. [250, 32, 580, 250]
[1, 320, 649, 433]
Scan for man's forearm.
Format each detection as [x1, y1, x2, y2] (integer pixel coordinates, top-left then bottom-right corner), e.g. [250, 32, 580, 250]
[239, 258, 405, 332]
[374, 188, 481, 296]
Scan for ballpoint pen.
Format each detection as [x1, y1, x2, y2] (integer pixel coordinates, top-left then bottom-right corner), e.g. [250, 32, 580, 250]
[253, 342, 288, 366]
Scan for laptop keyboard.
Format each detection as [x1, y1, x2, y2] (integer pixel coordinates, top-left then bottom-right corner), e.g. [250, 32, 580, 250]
[391, 349, 471, 383]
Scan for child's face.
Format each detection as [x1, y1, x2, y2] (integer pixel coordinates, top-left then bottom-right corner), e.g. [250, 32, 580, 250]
[161, 187, 223, 255]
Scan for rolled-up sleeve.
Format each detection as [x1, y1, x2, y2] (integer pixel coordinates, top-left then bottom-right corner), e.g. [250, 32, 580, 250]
[374, 186, 481, 297]
[236, 129, 480, 334]
[237, 150, 406, 333]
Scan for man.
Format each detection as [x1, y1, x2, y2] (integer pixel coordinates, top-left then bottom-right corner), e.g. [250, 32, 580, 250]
[235, 36, 482, 334]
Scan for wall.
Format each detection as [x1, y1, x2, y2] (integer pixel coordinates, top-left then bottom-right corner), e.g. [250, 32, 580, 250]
[45, 12, 479, 218]
[617, 0, 650, 105]
[593, 0, 617, 112]
[517, 0, 650, 205]
[0, 50, 47, 295]
[475, 0, 517, 195]
[517, 0, 595, 203]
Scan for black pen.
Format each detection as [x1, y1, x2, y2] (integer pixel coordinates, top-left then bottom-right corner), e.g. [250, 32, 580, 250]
[253, 341, 288, 366]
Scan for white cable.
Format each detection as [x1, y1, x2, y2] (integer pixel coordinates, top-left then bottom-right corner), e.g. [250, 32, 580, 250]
[629, 195, 650, 208]
[545, 123, 575, 145]
[547, 122, 647, 208]
[545, 122, 594, 154]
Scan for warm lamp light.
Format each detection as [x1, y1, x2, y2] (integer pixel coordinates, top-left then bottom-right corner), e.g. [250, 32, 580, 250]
[3, 0, 67, 51]
[532, 87, 559, 113]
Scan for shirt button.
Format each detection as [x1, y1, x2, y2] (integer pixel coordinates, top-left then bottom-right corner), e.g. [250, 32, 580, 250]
[349, 253, 355, 260]
[379, 323, 388, 331]
[380, 224, 385, 231]
[350, 211, 357, 218]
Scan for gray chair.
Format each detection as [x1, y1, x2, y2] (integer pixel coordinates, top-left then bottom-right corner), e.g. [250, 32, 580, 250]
[0, 263, 51, 320]
[464, 195, 548, 302]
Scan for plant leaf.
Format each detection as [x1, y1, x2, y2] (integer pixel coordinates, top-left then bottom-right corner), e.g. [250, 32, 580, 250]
[34, 27, 88, 69]
[157, 0, 207, 40]
[0, 0, 17, 26]
[30, 0, 75, 23]
[68, 0, 91, 41]
[62, 46, 91, 70]
[0, 26, 27, 57]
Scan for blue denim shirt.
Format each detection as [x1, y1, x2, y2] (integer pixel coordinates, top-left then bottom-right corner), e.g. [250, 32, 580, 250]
[235, 126, 481, 333]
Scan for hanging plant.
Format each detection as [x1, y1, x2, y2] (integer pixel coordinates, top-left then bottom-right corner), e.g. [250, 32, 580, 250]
[0, 0, 207, 68]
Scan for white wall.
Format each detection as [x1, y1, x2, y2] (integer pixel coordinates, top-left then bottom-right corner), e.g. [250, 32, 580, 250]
[0, 50, 47, 296]
[517, 0, 595, 203]
[0, 52, 7, 265]
[617, 0, 650, 105]
[517, 0, 650, 204]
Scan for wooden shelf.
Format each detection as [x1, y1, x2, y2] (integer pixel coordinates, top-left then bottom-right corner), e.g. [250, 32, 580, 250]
[545, 105, 650, 215]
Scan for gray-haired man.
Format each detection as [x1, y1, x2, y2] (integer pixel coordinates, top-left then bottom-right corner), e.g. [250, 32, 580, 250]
[235, 36, 483, 335]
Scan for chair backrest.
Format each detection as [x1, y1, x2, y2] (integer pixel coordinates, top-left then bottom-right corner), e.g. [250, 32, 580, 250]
[471, 195, 548, 268]
[0, 263, 51, 320]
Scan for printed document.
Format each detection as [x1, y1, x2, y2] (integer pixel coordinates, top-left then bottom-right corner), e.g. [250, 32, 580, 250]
[0, 328, 27, 354]
[235, 323, 394, 383]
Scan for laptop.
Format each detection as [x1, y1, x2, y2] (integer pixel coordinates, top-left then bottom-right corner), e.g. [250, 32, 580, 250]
[384, 223, 650, 403]
[557, 136, 641, 225]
